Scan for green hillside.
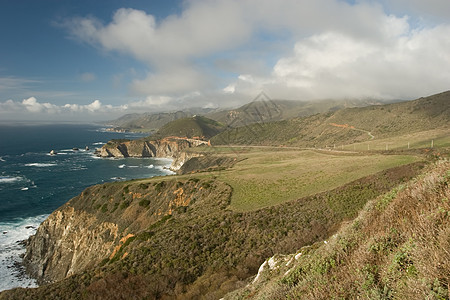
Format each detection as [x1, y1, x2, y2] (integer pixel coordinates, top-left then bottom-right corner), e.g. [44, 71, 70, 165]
[152, 115, 225, 139]
[212, 91, 450, 148]
[105, 97, 380, 132]
[224, 160, 450, 299]
[0, 154, 426, 300]
[206, 97, 382, 128]
[1, 91, 449, 299]
[104, 109, 215, 133]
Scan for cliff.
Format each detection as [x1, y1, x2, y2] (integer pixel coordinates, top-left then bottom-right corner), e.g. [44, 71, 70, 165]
[0, 162, 426, 299]
[97, 138, 192, 159]
[23, 178, 231, 285]
[24, 206, 119, 284]
[97, 137, 209, 171]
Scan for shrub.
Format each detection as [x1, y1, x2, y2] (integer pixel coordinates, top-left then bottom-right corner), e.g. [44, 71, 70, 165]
[139, 199, 150, 207]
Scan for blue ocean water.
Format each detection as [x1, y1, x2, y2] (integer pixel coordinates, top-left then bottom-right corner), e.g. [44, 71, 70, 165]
[0, 123, 173, 291]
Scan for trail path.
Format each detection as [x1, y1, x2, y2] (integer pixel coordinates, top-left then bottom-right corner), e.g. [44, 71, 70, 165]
[329, 123, 374, 140]
[211, 144, 359, 154]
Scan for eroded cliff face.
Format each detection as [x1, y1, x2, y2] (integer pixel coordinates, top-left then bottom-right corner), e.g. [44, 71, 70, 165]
[97, 137, 207, 171]
[24, 207, 119, 284]
[98, 138, 194, 159]
[23, 178, 229, 285]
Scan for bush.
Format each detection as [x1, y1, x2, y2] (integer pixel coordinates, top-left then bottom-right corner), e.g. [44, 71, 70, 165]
[139, 199, 150, 207]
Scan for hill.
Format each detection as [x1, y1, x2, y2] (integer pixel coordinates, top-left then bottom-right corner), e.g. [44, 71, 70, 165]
[1, 91, 449, 299]
[152, 115, 225, 139]
[0, 152, 426, 299]
[104, 96, 381, 132]
[104, 108, 215, 133]
[206, 96, 383, 128]
[211, 91, 450, 148]
[224, 160, 450, 299]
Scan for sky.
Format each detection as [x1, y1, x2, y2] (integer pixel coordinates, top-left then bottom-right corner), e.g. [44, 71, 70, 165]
[0, 0, 449, 122]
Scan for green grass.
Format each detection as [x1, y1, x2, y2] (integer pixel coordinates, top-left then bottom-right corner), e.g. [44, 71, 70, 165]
[154, 115, 224, 139]
[133, 147, 421, 212]
[216, 150, 419, 211]
[343, 128, 450, 152]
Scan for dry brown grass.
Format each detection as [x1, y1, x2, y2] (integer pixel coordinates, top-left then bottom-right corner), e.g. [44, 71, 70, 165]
[227, 160, 450, 299]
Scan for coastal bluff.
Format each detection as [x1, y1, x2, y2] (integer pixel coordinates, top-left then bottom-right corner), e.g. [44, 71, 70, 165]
[96, 137, 207, 170]
[22, 178, 232, 286]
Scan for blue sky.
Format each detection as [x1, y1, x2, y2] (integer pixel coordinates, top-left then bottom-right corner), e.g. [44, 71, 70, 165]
[1, 0, 449, 121]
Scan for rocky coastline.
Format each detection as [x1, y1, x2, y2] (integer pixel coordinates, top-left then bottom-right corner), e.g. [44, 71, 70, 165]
[95, 137, 208, 171]
[20, 136, 208, 285]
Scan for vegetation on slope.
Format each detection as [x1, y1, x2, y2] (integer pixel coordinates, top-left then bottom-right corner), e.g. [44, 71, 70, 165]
[2, 91, 448, 299]
[215, 149, 420, 211]
[212, 91, 450, 148]
[225, 160, 450, 299]
[0, 159, 426, 299]
[104, 108, 214, 133]
[206, 98, 380, 128]
[105, 97, 379, 133]
[152, 115, 225, 139]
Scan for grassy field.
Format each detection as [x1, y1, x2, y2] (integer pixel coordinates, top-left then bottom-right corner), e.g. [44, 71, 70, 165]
[339, 128, 450, 152]
[178, 148, 421, 212]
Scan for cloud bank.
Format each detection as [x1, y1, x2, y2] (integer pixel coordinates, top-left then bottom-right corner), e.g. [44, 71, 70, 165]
[0, 97, 128, 121]
[2, 0, 449, 121]
[60, 0, 450, 107]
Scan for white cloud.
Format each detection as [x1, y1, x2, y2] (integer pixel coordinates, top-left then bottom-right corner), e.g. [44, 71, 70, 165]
[0, 97, 129, 121]
[80, 72, 96, 82]
[0, 77, 40, 91]
[264, 24, 450, 100]
[382, 0, 450, 22]
[128, 95, 173, 108]
[129, 65, 211, 96]
[22, 97, 60, 113]
[59, 0, 450, 105]
[223, 84, 235, 94]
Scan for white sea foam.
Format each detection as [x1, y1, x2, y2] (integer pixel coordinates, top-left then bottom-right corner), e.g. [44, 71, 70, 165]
[0, 214, 48, 291]
[118, 164, 126, 169]
[146, 164, 154, 169]
[128, 165, 139, 168]
[155, 165, 175, 174]
[25, 163, 57, 167]
[0, 176, 22, 184]
[0, 157, 5, 162]
[92, 142, 105, 145]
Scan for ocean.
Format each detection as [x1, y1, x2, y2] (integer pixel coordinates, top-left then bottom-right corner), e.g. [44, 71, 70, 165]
[0, 123, 174, 292]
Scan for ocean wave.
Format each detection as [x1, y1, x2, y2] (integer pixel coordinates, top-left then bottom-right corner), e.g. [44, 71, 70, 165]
[25, 163, 57, 167]
[118, 164, 126, 169]
[92, 142, 105, 145]
[0, 176, 22, 184]
[146, 164, 154, 169]
[128, 165, 139, 168]
[0, 214, 47, 291]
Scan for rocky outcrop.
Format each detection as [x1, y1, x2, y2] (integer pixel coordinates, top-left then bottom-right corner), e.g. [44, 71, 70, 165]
[97, 138, 193, 159]
[22, 178, 228, 286]
[170, 151, 203, 171]
[24, 206, 119, 284]
[97, 137, 209, 171]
